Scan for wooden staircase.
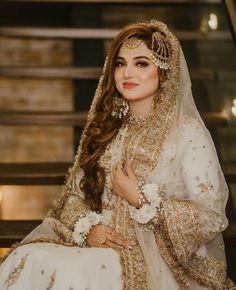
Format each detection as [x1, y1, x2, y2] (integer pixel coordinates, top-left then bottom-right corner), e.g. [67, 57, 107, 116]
[0, 0, 235, 278]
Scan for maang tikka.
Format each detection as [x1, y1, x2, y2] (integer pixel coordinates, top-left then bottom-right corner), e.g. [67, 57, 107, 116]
[111, 93, 129, 119]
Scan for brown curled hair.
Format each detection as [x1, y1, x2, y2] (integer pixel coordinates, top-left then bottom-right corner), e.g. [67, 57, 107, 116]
[79, 22, 167, 212]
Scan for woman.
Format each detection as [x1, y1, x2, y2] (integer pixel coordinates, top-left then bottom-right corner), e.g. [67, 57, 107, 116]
[0, 19, 235, 290]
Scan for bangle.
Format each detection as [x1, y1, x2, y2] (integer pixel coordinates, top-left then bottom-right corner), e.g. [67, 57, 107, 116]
[136, 179, 146, 207]
[72, 211, 103, 246]
[129, 183, 162, 224]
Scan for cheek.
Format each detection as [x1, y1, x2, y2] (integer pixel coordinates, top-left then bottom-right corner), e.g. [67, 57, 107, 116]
[141, 69, 159, 89]
[114, 70, 121, 85]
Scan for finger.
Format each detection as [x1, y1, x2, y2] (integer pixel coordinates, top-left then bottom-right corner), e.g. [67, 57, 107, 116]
[108, 232, 128, 248]
[116, 161, 123, 171]
[126, 160, 136, 178]
[104, 239, 124, 249]
[94, 243, 109, 248]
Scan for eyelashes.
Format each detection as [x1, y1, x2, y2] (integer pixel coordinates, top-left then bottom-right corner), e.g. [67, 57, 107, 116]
[115, 61, 149, 68]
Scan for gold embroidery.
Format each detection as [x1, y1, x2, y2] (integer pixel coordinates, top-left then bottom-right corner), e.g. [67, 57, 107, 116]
[187, 254, 227, 289]
[155, 200, 230, 290]
[46, 270, 56, 290]
[4, 253, 29, 289]
[154, 226, 192, 290]
[162, 198, 201, 262]
[114, 199, 148, 290]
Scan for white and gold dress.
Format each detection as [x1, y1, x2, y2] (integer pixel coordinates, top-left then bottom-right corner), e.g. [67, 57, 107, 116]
[0, 113, 234, 290]
[0, 20, 235, 290]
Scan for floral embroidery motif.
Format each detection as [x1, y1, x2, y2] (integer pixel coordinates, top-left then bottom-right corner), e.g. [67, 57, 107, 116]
[46, 270, 56, 290]
[4, 253, 29, 289]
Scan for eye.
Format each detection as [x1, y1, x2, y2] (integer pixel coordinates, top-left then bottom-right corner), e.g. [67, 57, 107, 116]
[136, 61, 149, 67]
[115, 61, 125, 67]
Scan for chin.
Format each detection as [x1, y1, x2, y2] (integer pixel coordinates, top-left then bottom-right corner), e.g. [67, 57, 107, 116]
[122, 93, 141, 101]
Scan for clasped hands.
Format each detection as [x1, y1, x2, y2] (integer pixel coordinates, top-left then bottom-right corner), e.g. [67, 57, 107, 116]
[86, 159, 139, 249]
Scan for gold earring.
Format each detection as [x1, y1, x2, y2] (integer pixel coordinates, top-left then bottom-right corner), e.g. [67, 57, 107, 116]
[111, 94, 129, 119]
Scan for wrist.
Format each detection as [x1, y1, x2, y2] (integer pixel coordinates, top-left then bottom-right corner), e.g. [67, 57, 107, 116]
[73, 211, 103, 247]
[129, 182, 162, 225]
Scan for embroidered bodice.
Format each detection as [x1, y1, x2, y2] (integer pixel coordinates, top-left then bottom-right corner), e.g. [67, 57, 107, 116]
[99, 112, 159, 208]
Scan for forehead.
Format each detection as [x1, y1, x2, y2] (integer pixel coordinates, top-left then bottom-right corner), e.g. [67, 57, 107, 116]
[117, 41, 151, 58]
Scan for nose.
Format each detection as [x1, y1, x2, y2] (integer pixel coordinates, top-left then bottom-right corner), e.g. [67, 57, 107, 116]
[123, 64, 134, 79]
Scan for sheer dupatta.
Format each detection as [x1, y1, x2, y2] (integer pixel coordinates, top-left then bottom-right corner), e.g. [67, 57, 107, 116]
[134, 48, 233, 290]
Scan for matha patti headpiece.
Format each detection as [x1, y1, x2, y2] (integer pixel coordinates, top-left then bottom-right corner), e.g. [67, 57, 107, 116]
[150, 31, 173, 70]
[121, 37, 142, 53]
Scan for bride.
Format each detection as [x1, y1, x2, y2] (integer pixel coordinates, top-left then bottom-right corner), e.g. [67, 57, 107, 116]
[0, 19, 235, 290]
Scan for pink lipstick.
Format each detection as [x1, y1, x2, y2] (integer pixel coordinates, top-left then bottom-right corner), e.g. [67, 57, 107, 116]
[123, 82, 139, 89]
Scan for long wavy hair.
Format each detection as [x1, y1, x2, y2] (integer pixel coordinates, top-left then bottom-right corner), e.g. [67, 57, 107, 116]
[79, 22, 167, 212]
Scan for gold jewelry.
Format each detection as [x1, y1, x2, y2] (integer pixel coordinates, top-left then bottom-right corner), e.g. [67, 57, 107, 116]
[97, 236, 107, 244]
[111, 94, 129, 119]
[121, 37, 142, 53]
[150, 31, 172, 70]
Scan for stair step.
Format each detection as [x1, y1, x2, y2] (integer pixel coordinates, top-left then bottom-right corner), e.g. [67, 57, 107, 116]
[0, 67, 235, 81]
[0, 162, 71, 185]
[0, 220, 41, 248]
[0, 27, 230, 41]
[0, 0, 222, 4]
[222, 162, 236, 183]
[0, 112, 87, 126]
[0, 67, 102, 80]
[0, 111, 228, 128]
[0, 219, 234, 248]
[0, 162, 235, 185]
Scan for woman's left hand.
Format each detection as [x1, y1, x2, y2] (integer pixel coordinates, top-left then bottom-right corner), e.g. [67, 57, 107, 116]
[112, 160, 140, 208]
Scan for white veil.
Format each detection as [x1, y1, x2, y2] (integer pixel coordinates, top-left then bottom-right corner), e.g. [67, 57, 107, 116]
[134, 47, 230, 290]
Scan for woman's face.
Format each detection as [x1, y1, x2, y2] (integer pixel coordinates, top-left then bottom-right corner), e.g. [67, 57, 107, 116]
[114, 40, 159, 106]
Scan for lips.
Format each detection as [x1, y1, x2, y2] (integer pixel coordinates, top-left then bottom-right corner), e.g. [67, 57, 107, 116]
[123, 82, 139, 89]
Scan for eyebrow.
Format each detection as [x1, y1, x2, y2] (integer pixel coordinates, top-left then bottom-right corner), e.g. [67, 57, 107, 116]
[115, 56, 151, 61]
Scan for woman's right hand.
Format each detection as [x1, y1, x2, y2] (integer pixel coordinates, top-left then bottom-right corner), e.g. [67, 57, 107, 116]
[86, 224, 129, 249]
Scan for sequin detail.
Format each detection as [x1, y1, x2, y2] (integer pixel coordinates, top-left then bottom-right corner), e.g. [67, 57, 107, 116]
[46, 270, 56, 290]
[4, 253, 29, 289]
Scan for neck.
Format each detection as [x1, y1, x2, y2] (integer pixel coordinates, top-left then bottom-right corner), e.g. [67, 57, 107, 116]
[129, 98, 154, 116]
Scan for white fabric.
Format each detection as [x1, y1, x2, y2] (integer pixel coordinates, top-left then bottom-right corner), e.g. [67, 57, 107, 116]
[0, 243, 123, 290]
[133, 48, 228, 290]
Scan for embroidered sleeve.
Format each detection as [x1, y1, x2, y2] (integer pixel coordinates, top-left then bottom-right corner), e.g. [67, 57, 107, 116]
[160, 197, 201, 262]
[48, 170, 91, 246]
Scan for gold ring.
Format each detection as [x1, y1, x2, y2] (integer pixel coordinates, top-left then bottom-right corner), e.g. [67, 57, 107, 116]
[97, 236, 106, 244]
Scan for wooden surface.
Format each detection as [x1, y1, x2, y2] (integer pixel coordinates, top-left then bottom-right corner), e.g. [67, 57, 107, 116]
[0, 0, 221, 4]
[0, 111, 228, 128]
[0, 162, 71, 185]
[0, 27, 230, 41]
